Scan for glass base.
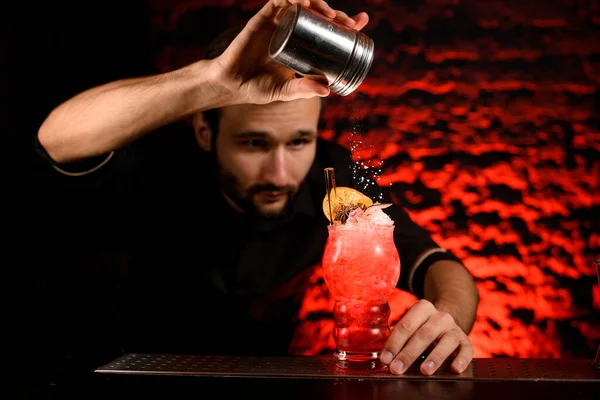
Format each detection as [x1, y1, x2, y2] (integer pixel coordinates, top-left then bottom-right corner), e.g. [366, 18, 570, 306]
[333, 349, 387, 371]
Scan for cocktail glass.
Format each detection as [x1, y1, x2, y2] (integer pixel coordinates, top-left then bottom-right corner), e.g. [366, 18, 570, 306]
[321, 169, 401, 370]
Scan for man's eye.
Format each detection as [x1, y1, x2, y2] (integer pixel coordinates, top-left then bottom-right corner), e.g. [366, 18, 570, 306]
[244, 139, 267, 149]
[289, 139, 310, 148]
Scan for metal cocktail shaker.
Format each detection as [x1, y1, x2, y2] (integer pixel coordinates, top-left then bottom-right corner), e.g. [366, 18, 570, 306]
[269, 4, 374, 96]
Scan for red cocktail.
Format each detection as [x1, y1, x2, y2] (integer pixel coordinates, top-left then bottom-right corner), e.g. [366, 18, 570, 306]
[322, 206, 401, 370]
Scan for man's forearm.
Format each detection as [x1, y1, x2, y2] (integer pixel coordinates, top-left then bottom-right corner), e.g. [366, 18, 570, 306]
[423, 260, 479, 334]
[38, 59, 231, 163]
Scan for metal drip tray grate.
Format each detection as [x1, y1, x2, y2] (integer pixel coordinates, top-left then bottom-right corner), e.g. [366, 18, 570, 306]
[95, 354, 600, 382]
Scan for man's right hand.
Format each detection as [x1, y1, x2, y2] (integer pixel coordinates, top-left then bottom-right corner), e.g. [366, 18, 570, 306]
[38, 0, 369, 163]
[212, 0, 370, 105]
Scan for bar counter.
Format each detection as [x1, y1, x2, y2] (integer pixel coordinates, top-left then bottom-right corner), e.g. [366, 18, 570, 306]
[15, 353, 600, 399]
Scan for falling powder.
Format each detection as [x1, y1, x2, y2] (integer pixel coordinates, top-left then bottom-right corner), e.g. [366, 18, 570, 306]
[348, 103, 386, 203]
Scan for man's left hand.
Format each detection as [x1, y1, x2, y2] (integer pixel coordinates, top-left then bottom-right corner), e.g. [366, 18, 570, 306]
[380, 299, 474, 375]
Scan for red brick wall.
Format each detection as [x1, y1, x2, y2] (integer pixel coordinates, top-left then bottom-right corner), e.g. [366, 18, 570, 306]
[148, 0, 600, 358]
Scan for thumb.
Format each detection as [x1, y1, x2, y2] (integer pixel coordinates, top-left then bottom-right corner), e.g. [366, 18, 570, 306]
[281, 77, 330, 100]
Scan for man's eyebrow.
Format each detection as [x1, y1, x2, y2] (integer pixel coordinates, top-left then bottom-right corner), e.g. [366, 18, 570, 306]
[296, 130, 318, 139]
[233, 131, 269, 139]
[233, 130, 318, 139]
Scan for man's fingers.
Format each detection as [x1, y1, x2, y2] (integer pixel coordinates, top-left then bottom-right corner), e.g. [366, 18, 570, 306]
[255, 0, 303, 24]
[309, 0, 336, 18]
[380, 298, 474, 376]
[272, 0, 308, 10]
[274, 0, 336, 19]
[333, 10, 356, 28]
[380, 300, 436, 367]
[450, 340, 474, 374]
[352, 12, 369, 31]
[419, 330, 467, 375]
[388, 316, 449, 375]
[253, 1, 368, 33]
[237, 0, 305, 55]
[283, 77, 330, 100]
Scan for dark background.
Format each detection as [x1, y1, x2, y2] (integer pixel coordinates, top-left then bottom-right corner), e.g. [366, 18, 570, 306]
[3, 0, 599, 364]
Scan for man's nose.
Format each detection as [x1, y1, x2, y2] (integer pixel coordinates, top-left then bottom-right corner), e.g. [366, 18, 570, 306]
[261, 148, 290, 187]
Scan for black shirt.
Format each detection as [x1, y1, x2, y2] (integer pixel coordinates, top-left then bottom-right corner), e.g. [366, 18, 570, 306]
[33, 121, 463, 357]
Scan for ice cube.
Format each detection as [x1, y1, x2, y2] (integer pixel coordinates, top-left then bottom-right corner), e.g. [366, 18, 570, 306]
[346, 207, 364, 224]
[362, 203, 393, 226]
[343, 203, 393, 226]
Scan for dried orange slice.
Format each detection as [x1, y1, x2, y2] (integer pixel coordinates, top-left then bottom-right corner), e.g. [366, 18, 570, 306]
[322, 186, 373, 223]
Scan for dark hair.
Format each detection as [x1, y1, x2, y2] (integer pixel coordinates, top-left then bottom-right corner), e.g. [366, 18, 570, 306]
[201, 24, 328, 141]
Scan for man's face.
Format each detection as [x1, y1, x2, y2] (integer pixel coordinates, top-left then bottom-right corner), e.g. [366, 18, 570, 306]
[214, 97, 321, 218]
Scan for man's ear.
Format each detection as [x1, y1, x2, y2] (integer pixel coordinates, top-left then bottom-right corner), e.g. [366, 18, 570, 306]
[192, 112, 212, 151]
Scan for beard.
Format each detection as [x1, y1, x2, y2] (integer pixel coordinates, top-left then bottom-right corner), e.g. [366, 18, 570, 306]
[218, 165, 298, 219]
